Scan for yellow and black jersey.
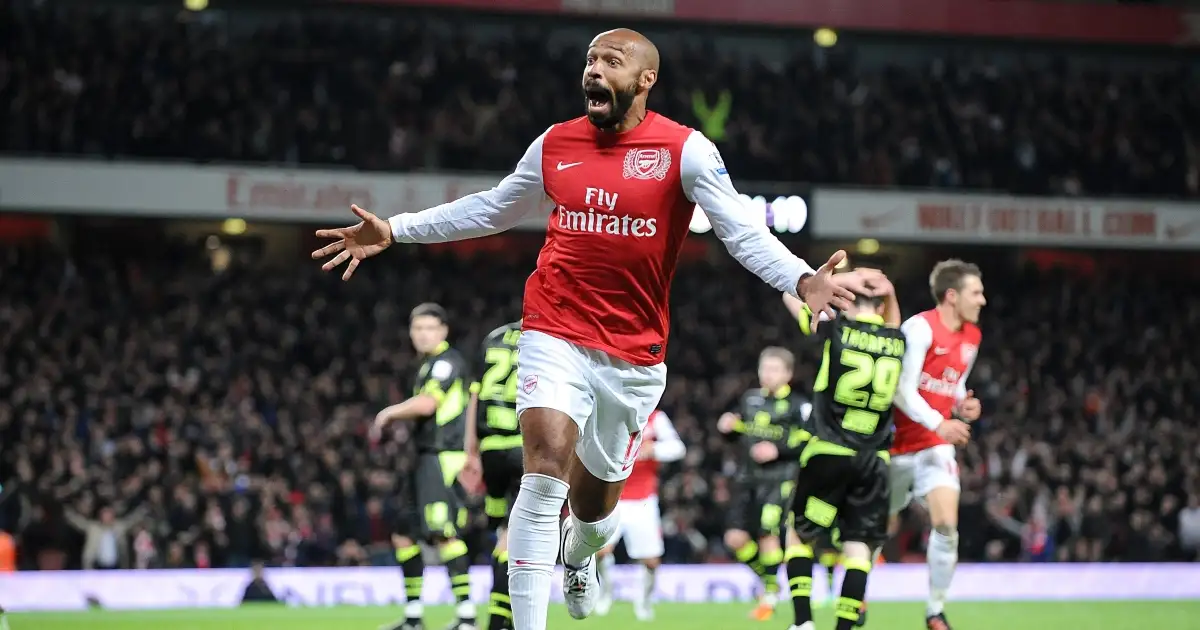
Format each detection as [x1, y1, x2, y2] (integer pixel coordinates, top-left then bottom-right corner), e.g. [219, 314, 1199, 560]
[796, 304, 906, 453]
[470, 321, 523, 452]
[411, 341, 470, 454]
[730, 385, 810, 478]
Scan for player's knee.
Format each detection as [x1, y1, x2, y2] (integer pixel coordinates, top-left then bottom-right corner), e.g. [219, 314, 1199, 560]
[933, 523, 958, 541]
[841, 541, 873, 564]
[567, 469, 622, 522]
[930, 511, 958, 532]
[643, 556, 661, 570]
[724, 529, 751, 550]
[757, 534, 782, 553]
[392, 534, 415, 549]
[519, 408, 578, 480]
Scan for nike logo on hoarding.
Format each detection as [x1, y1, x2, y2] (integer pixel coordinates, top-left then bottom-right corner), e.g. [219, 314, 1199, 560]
[1164, 219, 1200, 241]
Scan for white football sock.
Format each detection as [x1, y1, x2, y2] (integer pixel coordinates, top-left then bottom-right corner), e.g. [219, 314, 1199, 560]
[637, 563, 656, 607]
[563, 508, 620, 568]
[926, 528, 959, 617]
[508, 474, 568, 630]
[598, 553, 616, 597]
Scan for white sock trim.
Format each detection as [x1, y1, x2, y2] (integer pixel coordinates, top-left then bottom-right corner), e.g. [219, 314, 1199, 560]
[564, 508, 620, 568]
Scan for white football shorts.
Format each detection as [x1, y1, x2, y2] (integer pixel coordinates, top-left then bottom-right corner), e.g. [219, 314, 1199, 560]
[515, 330, 667, 482]
[888, 443, 961, 514]
[605, 495, 665, 560]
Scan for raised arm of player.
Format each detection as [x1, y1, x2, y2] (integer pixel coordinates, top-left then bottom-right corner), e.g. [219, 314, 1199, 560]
[894, 315, 948, 432]
[680, 133, 813, 296]
[312, 129, 550, 279]
[649, 412, 686, 463]
[388, 130, 550, 242]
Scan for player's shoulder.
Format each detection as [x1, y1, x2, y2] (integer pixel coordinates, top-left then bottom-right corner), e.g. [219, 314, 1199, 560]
[901, 312, 935, 334]
[741, 387, 766, 405]
[549, 116, 592, 134]
[428, 349, 465, 380]
[961, 321, 983, 342]
[649, 112, 695, 135]
[482, 321, 521, 345]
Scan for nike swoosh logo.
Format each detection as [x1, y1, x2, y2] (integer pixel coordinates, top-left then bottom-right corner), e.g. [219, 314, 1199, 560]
[933, 347, 949, 355]
[557, 161, 583, 171]
[1165, 219, 1200, 241]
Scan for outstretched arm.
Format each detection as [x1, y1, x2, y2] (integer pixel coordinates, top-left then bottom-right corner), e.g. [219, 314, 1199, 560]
[388, 130, 550, 243]
[680, 132, 815, 297]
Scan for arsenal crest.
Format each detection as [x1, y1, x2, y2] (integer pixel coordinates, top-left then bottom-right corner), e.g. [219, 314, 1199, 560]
[960, 344, 978, 364]
[622, 148, 672, 181]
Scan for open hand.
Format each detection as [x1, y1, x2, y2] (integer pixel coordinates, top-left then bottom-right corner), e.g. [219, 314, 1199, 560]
[797, 250, 858, 330]
[311, 205, 394, 281]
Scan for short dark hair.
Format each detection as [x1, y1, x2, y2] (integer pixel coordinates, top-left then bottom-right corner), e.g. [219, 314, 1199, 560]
[409, 302, 449, 325]
[929, 259, 982, 304]
[855, 286, 885, 310]
[759, 346, 795, 371]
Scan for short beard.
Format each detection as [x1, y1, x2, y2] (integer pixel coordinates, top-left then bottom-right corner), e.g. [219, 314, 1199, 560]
[586, 83, 637, 131]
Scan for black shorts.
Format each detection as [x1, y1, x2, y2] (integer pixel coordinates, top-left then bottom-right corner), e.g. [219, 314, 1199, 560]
[728, 465, 798, 538]
[481, 447, 524, 529]
[788, 445, 889, 547]
[397, 452, 468, 540]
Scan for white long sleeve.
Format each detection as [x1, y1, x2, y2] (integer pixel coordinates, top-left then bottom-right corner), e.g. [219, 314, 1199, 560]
[894, 316, 946, 431]
[388, 130, 550, 243]
[955, 359, 975, 403]
[680, 131, 815, 297]
[651, 412, 686, 463]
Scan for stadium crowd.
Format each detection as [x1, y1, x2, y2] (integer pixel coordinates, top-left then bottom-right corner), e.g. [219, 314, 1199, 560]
[1, 240, 1198, 571]
[2, 1, 1199, 198]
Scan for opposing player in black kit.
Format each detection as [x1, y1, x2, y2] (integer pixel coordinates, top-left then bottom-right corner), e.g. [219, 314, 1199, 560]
[374, 303, 476, 630]
[717, 347, 812, 621]
[757, 276, 905, 630]
[461, 321, 524, 630]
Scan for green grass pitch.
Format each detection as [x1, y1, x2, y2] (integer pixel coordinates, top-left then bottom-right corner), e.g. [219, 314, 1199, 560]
[9, 601, 1200, 630]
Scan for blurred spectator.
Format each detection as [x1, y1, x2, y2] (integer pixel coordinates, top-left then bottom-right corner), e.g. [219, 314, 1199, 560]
[63, 505, 148, 570]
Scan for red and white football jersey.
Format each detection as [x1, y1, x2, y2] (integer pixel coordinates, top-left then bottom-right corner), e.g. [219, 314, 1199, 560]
[621, 410, 685, 501]
[892, 309, 982, 455]
[389, 112, 813, 366]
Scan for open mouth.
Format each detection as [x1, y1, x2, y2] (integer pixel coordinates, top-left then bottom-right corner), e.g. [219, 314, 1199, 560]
[584, 85, 613, 115]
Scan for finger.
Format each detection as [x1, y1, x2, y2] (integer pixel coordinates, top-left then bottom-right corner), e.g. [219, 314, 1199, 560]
[315, 227, 352, 240]
[824, 249, 847, 269]
[809, 310, 821, 332]
[831, 295, 852, 312]
[342, 257, 360, 281]
[834, 284, 856, 302]
[822, 305, 837, 321]
[321, 251, 352, 272]
[350, 204, 373, 220]
[311, 240, 346, 259]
